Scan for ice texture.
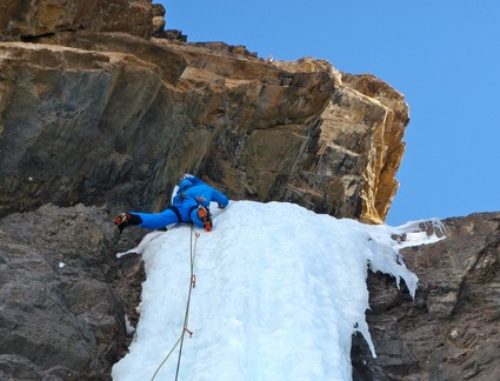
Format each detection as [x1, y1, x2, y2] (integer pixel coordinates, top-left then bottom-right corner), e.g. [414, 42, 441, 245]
[112, 201, 443, 381]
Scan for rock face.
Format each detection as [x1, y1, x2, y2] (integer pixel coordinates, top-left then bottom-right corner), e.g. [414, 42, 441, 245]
[0, 2, 409, 224]
[0, 0, 153, 41]
[352, 212, 500, 380]
[0, 204, 144, 380]
[0, 38, 186, 218]
[4, 2, 496, 381]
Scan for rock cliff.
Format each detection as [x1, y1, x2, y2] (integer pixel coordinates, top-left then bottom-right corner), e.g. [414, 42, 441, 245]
[0, 204, 144, 380]
[0, 0, 153, 41]
[0, 1, 409, 225]
[352, 212, 500, 380]
[1, 1, 497, 381]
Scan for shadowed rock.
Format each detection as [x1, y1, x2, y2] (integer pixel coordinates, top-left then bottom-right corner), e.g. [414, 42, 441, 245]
[0, 204, 144, 380]
[0, 0, 153, 41]
[352, 212, 500, 381]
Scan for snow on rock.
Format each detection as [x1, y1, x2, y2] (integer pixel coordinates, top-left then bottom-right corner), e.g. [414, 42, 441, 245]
[112, 201, 443, 381]
[125, 315, 136, 335]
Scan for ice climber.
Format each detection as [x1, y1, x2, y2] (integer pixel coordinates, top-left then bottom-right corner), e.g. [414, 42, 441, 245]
[113, 175, 229, 233]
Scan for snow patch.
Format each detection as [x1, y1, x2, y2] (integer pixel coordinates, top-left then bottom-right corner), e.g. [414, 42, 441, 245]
[125, 315, 136, 335]
[393, 219, 446, 249]
[112, 201, 444, 381]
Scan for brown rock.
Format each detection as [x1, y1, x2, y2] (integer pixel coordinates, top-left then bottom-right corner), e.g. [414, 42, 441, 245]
[0, 39, 185, 217]
[6, 3, 498, 381]
[0, 32, 409, 223]
[342, 73, 409, 222]
[0, 0, 153, 41]
[162, 29, 188, 42]
[352, 212, 500, 380]
[152, 3, 166, 18]
[152, 16, 165, 34]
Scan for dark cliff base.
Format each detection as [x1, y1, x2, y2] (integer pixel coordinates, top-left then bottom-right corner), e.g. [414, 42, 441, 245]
[0, 204, 145, 380]
[352, 212, 500, 381]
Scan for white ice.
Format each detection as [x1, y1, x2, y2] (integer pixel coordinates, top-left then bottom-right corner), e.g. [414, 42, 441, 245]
[112, 201, 443, 381]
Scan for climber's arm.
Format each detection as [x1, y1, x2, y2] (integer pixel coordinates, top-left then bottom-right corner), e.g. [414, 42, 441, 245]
[211, 188, 229, 208]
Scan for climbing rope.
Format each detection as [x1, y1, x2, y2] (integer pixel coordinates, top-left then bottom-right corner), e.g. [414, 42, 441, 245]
[150, 226, 199, 381]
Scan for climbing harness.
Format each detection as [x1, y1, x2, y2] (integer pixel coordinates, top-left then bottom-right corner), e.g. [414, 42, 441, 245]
[168, 205, 182, 223]
[150, 226, 200, 381]
[169, 203, 212, 232]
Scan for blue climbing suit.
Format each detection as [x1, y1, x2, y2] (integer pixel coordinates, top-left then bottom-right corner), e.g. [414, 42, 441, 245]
[133, 176, 229, 230]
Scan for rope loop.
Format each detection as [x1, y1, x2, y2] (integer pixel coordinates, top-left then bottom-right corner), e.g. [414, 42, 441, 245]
[150, 226, 199, 381]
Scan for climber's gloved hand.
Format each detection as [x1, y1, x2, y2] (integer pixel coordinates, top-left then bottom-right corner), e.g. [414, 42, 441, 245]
[113, 212, 141, 233]
[217, 203, 225, 209]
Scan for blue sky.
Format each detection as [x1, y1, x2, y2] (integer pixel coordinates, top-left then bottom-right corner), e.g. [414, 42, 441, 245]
[160, 1, 500, 224]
